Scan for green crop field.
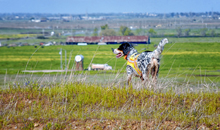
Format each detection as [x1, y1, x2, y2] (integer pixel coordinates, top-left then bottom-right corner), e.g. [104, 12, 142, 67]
[0, 38, 220, 82]
[0, 34, 39, 39]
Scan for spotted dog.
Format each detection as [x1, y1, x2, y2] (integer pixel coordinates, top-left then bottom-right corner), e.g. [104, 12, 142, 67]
[112, 38, 168, 84]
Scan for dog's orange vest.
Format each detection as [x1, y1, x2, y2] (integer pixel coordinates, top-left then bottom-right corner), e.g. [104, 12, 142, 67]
[125, 53, 142, 75]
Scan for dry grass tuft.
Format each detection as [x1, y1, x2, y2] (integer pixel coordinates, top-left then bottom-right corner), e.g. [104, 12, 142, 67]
[0, 72, 219, 129]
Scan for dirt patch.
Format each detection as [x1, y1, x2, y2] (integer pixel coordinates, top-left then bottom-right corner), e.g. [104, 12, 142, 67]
[3, 119, 198, 130]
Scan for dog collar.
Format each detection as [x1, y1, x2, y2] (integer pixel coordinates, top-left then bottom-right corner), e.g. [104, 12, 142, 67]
[123, 51, 130, 60]
[124, 55, 127, 60]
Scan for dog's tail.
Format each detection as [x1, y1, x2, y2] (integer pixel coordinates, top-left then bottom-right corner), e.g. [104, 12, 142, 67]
[152, 38, 168, 59]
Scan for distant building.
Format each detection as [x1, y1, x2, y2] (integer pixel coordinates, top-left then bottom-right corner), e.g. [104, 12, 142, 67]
[31, 19, 41, 23]
[66, 36, 150, 45]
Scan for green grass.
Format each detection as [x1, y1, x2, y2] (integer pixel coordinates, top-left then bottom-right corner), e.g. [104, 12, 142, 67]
[0, 34, 39, 39]
[0, 39, 220, 83]
[0, 35, 67, 45]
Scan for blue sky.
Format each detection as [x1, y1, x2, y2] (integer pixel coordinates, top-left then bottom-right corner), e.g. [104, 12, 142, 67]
[0, 0, 219, 14]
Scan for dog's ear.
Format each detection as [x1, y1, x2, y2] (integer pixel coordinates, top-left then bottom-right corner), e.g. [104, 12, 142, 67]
[120, 42, 133, 55]
[128, 43, 133, 47]
[122, 43, 130, 55]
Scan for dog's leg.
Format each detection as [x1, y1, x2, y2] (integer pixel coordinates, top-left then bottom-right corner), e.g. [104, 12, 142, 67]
[142, 67, 150, 87]
[146, 67, 150, 82]
[151, 59, 158, 84]
[127, 74, 132, 85]
[142, 73, 146, 87]
[152, 65, 158, 84]
[154, 65, 160, 84]
[140, 74, 144, 81]
[126, 66, 133, 86]
[156, 65, 160, 77]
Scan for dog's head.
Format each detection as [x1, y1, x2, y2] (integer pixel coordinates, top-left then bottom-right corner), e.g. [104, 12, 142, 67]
[111, 43, 133, 58]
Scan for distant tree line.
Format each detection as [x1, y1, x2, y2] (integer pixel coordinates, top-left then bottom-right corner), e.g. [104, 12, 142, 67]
[175, 27, 217, 37]
[93, 24, 135, 36]
[92, 24, 219, 38]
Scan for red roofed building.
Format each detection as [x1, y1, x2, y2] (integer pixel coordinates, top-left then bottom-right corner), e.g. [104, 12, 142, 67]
[66, 36, 150, 45]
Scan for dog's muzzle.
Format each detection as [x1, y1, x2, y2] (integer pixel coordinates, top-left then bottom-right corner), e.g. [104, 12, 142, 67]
[112, 48, 124, 58]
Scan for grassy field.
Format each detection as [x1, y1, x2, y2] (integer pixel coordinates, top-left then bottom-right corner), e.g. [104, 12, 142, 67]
[0, 34, 39, 39]
[0, 35, 67, 45]
[0, 78, 219, 129]
[0, 37, 220, 129]
[0, 37, 220, 83]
